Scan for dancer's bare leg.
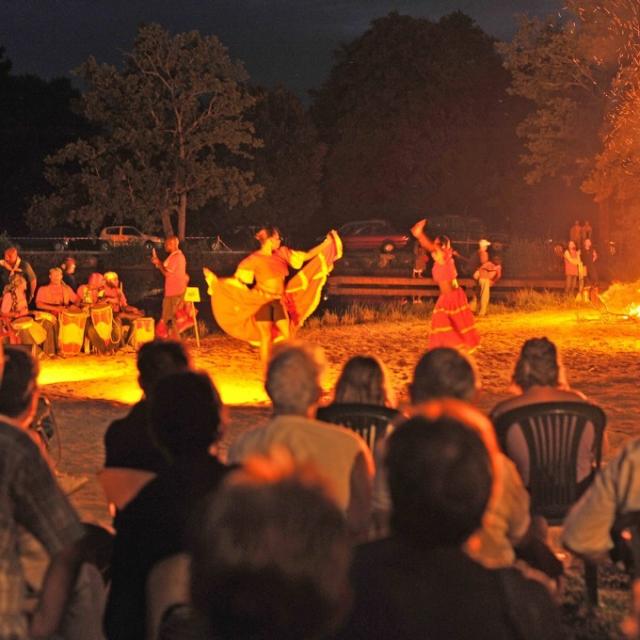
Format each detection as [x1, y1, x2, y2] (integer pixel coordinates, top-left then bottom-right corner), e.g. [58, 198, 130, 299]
[257, 321, 272, 364]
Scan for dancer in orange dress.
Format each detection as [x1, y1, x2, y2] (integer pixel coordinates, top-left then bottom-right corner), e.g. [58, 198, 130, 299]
[411, 218, 479, 351]
[204, 226, 342, 362]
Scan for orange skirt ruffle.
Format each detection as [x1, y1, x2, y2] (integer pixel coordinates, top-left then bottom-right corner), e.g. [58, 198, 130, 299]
[428, 287, 480, 351]
[208, 231, 342, 345]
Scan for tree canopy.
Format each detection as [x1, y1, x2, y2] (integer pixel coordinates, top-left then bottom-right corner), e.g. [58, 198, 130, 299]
[28, 24, 262, 239]
[311, 11, 527, 232]
[499, 0, 640, 242]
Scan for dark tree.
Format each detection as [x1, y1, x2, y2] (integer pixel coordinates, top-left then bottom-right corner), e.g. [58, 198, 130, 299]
[311, 12, 527, 233]
[0, 47, 89, 234]
[28, 24, 262, 239]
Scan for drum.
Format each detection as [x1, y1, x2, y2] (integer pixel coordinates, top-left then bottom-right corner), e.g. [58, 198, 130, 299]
[90, 303, 113, 343]
[11, 316, 47, 345]
[34, 311, 57, 325]
[131, 317, 155, 348]
[58, 310, 88, 355]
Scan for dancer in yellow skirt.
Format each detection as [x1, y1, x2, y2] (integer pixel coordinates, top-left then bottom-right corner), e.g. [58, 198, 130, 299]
[204, 227, 342, 362]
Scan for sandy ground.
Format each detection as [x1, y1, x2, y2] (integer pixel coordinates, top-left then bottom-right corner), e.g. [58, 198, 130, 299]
[44, 306, 640, 528]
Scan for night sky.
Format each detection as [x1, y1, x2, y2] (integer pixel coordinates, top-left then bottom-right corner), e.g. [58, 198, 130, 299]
[2, 1, 561, 96]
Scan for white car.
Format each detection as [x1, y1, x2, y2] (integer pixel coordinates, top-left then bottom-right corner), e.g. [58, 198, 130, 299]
[98, 225, 163, 251]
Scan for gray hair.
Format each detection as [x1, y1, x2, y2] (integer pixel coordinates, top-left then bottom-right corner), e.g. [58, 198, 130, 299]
[266, 343, 325, 415]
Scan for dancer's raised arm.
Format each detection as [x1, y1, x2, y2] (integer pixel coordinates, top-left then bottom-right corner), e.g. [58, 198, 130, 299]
[411, 219, 438, 253]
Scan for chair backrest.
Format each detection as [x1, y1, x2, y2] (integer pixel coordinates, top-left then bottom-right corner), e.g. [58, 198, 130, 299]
[316, 403, 401, 450]
[493, 401, 606, 524]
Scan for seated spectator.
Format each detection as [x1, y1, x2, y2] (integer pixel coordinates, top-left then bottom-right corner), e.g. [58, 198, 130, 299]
[105, 370, 232, 640]
[103, 339, 190, 473]
[332, 417, 565, 640]
[228, 342, 375, 539]
[186, 452, 351, 640]
[0, 347, 103, 640]
[330, 355, 395, 407]
[372, 348, 531, 571]
[490, 337, 603, 487]
[562, 439, 640, 562]
[1, 274, 55, 356]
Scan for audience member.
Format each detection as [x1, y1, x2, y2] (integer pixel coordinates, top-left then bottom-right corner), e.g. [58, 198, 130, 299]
[563, 240, 583, 298]
[385, 348, 531, 570]
[569, 220, 583, 247]
[105, 370, 231, 640]
[332, 355, 395, 407]
[186, 452, 351, 640]
[490, 337, 601, 488]
[228, 342, 374, 539]
[562, 438, 640, 562]
[332, 417, 565, 640]
[103, 340, 191, 473]
[0, 347, 103, 640]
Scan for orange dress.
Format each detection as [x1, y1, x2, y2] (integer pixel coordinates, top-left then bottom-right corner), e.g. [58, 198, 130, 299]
[208, 231, 342, 345]
[429, 248, 479, 351]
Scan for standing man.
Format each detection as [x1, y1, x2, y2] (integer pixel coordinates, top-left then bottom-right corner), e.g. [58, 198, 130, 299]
[60, 257, 78, 291]
[151, 236, 188, 339]
[474, 252, 502, 317]
[569, 220, 583, 248]
[0, 246, 37, 303]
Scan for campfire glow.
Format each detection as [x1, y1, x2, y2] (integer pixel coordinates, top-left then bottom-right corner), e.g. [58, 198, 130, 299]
[600, 280, 640, 318]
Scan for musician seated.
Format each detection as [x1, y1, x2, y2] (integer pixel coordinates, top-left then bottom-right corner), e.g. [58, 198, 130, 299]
[61, 256, 78, 291]
[1, 274, 56, 356]
[78, 273, 113, 354]
[103, 271, 143, 347]
[36, 267, 80, 317]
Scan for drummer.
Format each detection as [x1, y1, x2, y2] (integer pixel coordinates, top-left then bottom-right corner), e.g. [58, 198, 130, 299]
[78, 272, 112, 354]
[1, 274, 55, 356]
[103, 271, 143, 346]
[36, 267, 80, 317]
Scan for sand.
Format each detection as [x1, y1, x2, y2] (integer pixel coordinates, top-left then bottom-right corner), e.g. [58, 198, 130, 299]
[43, 306, 640, 527]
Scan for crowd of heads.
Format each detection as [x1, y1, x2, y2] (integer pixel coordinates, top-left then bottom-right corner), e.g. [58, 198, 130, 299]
[3, 330, 588, 640]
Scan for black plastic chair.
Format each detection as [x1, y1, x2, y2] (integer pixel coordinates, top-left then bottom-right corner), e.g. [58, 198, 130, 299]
[494, 401, 606, 605]
[316, 403, 401, 450]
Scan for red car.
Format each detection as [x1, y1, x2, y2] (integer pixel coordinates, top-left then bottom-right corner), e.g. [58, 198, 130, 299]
[338, 219, 410, 253]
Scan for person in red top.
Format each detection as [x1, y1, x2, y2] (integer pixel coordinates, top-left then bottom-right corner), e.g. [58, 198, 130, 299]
[151, 236, 188, 339]
[411, 218, 479, 351]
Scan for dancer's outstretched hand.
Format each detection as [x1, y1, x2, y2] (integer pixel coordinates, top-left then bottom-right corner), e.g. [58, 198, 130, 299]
[411, 219, 427, 238]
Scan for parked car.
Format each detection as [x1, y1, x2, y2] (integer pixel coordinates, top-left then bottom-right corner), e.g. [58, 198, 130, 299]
[338, 219, 411, 253]
[98, 225, 163, 251]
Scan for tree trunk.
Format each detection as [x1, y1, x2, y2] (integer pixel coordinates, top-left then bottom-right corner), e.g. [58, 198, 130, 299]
[161, 209, 174, 238]
[177, 193, 187, 241]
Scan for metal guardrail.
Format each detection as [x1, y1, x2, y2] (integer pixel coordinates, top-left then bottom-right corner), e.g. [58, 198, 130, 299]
[326, 276, 565, 299]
